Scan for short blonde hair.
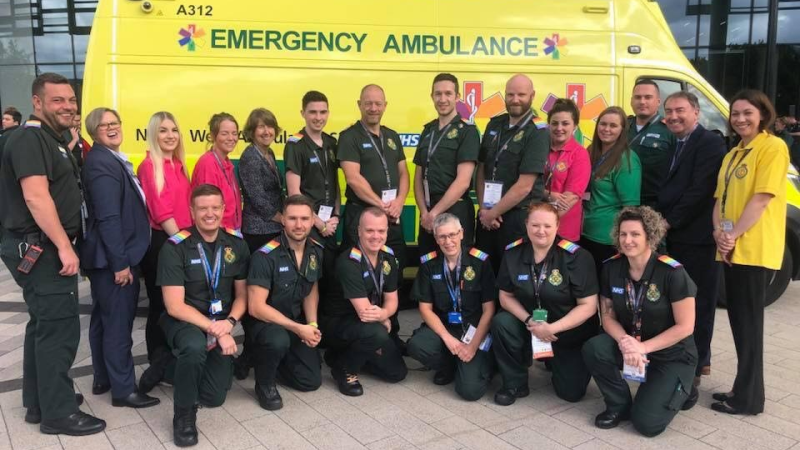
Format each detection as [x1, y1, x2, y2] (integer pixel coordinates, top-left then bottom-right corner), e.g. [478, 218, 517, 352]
[611, 206, 667, 251]
[85, 107, 121, 141]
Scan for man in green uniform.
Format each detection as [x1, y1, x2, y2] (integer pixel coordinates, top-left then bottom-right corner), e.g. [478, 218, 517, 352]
[320, 207, 408, 396]
[476, 74, 549, 273]
[627, 79, 676, 209]
[407, 213, 496, 401]
[158, 184, 250, 447]
[285, 90, 340, 298]
[413, 73, 480, 255]
[246, 195, 323, 411]
[0, 73, 105, 436]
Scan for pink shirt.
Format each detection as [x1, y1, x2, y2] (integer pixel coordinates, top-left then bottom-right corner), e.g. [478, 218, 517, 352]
[544, 138, 591, 241]
[191, 150, 242, 230]
[137, 154, 192, 231]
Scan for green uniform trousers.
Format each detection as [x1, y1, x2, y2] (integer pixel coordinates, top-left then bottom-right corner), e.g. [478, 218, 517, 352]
[162, 315, 233, 408]
[1, 237, 80, 421]
[582, 333, 695, 437]
[475, 208, 527, 274]
[417, 197, 475, 256]
[492, 311, 591, 403]
[407, 324, 493, 401]
[320, 315, 408, 382]
[244, 319, 321, 391]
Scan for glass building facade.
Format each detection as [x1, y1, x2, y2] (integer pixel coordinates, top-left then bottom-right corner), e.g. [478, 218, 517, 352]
[1, 0, 800, 116]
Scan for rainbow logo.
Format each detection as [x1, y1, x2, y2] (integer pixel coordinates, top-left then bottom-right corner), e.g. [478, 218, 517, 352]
[178, 24, 206, 51]
[543, 34, 568, 60]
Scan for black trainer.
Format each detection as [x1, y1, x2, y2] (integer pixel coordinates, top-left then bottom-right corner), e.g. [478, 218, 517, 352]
[173, 405, 199, 447]
[494, 386, 530, 406]
[40, 411, 106, 436]
[255, 382, 283, 411]
[26, 393, 85, 425]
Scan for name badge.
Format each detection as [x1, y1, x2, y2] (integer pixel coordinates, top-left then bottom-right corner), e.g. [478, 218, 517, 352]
[518, 274, 529, 281]
[363, 271, 370, 278]
[461, 325, 477, 344]
[448, 311, 463, 324]
[381, 189, 398, 203]
[646, 133, 661, 138]
[362, 143, 373, 149]
[483, 181, 503, 208]
[612, 286, 625, 295]
[190, 259, 202, 265]
[279, 266, 289, 272]
[532, 335, 554, 360]
[317, 205, 333, 222]
[209, 299, 223, 315]
[310, 157, 320, 163]
[488, 130, 498, 136]
[623, 359, 647, 383]
[721, 219, 734, 232]
[432, 274, 442, 280]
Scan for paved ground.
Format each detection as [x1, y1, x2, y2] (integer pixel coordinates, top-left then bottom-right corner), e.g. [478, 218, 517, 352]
[0, 266, 799, 450]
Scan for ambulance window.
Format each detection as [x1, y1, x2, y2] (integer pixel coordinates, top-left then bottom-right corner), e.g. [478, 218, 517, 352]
[687, 84, 729, 137]
[650, 79, 682, 116]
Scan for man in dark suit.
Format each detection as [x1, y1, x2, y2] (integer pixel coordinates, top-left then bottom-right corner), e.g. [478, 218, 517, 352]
[80, 108, 159, 408]
[658, 91, 727, 386]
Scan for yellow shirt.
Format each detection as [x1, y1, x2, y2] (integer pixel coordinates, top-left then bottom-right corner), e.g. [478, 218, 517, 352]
[713, 131, 789, 269]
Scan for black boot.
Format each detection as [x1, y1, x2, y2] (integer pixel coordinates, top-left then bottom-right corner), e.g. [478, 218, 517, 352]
[255, 382, 283, 410]
[140, 346, 173, 394]
[26, 393, 84, 424]
[173, 405, 199, 447]
[494, 385, 530, 406]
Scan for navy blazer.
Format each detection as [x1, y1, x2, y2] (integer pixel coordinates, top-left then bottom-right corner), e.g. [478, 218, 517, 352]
[657, 124, 727, 246]
[80, 144, 150, 271]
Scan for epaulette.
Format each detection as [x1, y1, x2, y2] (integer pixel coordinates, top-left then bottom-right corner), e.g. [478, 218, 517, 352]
[381, 245, 395, 256]
[224, 228, 243, 239]
[505, 239, 524, 251]
[23, 120, 41, 129]
[287, 133, 303, 143]
[468, 248, 489, 261]
[258, 240, 280, 254]
[309, 237, 324, 247]
[658, 254, 682, 268]
[168, 230, 191, 245]
[349, 247, 363, 261]
[557, 239, 580, 254]
[419, 251, 437, 264]
[603, 253, 623, 263]
[532, 116, 548, 130]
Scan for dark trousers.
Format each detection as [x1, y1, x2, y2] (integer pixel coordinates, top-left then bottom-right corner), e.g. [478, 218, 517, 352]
[88, 267, 139, 399]
[309, 227, 339, 300]
[0, 237, 80, 420]
[492, 311, 591, 402]
[724, 264, 769, 414]
[142, 229, 169, 360]
[245, 320, 321, 391]
[417, 197, 475, 256]
[668, 241, 720, 374]
[580, 237, 618, 278]
[321, 315, 408, 382]
[162, 315, 233, 408]
[582, 333, 696, 437]
[476, 208, 527, 274]
[407, 324, 493, 401]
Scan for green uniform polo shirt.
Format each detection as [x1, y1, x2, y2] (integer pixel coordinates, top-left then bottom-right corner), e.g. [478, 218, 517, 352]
[247, 233, 323, 321]
[478, 111, 549, 209]
[284, 129, 339, 211]
[497, 239, 599, 348]
[413, 114, 480, 199]
[582, 151, 642, 245]
[322, 245, 400, 318]
[157, 227, 250, 317]
[337, 122, 405, 204]
[627, 115, 676, 207]
[0, 116, 82, 235]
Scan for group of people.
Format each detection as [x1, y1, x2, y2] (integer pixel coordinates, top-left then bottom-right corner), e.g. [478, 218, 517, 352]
[0, 70, 788, 445]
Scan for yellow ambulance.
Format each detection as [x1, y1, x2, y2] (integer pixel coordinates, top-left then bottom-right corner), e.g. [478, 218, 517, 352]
[83, 0, 800, 305]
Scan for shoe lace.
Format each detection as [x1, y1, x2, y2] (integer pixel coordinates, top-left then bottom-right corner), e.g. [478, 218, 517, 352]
[178, 405, 199, 428]
[345, 373, 359, 384]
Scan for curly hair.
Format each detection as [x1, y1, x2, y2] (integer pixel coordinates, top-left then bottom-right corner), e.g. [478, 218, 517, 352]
[611, 206, 667, 251]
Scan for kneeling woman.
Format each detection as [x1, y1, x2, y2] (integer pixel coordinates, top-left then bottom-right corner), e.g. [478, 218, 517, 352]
[582, 206, 698, 437]
[407, 213, 497, 401]
[491, 202, 599, 406]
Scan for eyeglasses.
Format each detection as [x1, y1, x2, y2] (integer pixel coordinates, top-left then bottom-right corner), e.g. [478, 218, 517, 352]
[435, 231, 461, 242]
[360, 101, 386, 108]
[97, 121, 122, 131]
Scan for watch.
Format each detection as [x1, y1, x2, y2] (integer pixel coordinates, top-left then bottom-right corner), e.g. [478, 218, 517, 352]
[524, 314, 533, 325]
[226, 317, 237, 327]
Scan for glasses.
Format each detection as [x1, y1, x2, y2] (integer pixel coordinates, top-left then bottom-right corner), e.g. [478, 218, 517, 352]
[97, 121, 122, 131]
[360, 101, 386, 108]
[435, 231, 461, 242]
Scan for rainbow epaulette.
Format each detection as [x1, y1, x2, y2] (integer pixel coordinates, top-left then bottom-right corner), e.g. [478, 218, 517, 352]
[287, 133, 303, 143]
[224, 228, 243, 238]
[603, 253, 622, 263]
[309, 237, 323, 247]
[168, 230, 191, 245]
[532, 116, 548, 130]
[24, 120, 41, 129]
[505, 239, 524, 251]
[419, 251, 437, 264]
[381, 245, 395, 256]
[557, 239, 580, 254]
[349, 247, 363, 261]
[658, 255, 682, 268]
[258, 240, 280, 254]
[469, 248, 489, 261]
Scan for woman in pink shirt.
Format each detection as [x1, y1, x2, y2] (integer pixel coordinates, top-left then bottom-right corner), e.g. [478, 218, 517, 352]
[191, 113, 242, 230]
[543, 99, 591, 242]
[137, 111, 192, 369]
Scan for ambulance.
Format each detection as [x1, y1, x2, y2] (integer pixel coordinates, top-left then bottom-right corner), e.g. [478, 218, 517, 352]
[82, 0, 800, 305]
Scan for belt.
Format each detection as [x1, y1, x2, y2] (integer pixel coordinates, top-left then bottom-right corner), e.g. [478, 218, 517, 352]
[5, 230, 77, 245]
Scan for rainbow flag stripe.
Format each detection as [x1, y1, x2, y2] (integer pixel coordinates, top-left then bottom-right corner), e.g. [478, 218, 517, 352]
[24, 120, 41, 128]
[168, 230, 191, 245]
[557, 239, 580, 254]
[603, 253, 622, 263]
[658, 255, 682, 268]
[532, 116, 547, 130]
[505, 238, 524, 251]
[259, 240, 281, 254]
[310, 237, 323, 247]
[469, 248, 488, 261]
[225, 228, 243, 238]
[382, 245, 395, 255]
[287, 133, 304, 143]
[349, 247, 363, 261]
[419, 251, 438, 264]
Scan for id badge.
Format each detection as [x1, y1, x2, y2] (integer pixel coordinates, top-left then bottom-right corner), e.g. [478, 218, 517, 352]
[533, 308, 548, 322]
[721, 219, 734, 232]
[461, 324, 477, 344]
[582, 192, 591, 202]
[479, 333, 493, 351]
[209, 299, 223, 315]
[318, 205, 333, 222]
[483, 181, 503, 208]
[381, 189, 398, 203]
[448, 311, 463, 324]
[423, 178, 431, 208]
[531, 335, 554, 359]
[623, 360, 647, 383]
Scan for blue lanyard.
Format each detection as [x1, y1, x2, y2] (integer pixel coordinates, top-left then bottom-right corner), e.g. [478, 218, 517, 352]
[359, 244, 384, 305]
[197, 243, 222, 301]
[443, 254, 462, 312]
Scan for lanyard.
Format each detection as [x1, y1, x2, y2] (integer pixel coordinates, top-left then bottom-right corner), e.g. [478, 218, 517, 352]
[544, 149, 567, 190]
[592, 149, 612, 173]
[530, 260, 549, 310]
[359, 122, 393, 189]
[359, 245, 384, 306]
[630, 114, 662, 145]
[311, 143, 332, 204]
[424, 123, 453, 179]
[212, 150, 241, 224]
[625, 279, 647, 341]
[256, 145, 283, 189]
[491, 109, 534, 180]
[442, 253, 462, 312]
[197, 243, 223, 304]
[721, 148, 753, 217]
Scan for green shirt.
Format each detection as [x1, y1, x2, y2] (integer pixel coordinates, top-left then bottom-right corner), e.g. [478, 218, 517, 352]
[322, 245, 400, 318]
[582, 150, 641, 245]
[157, 227, 250, 316]
[247, 233, 323, 321]
[337, 122, 406, 204]
[478, 111, 549, 209]
[412, 114, 480, 200]
[0, 116, 82, 235]
[627, 115, 676, 207]
[284, 129, 339, 210]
